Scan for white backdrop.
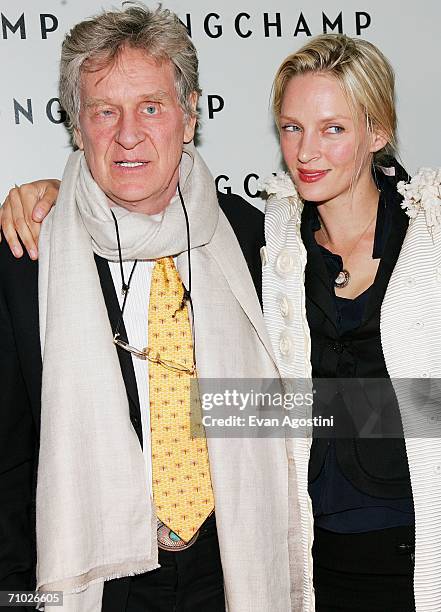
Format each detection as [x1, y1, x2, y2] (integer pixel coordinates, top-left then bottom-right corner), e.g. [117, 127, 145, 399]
[1, 0, 440, 206]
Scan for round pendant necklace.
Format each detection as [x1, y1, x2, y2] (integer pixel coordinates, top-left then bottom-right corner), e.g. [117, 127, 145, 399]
[334, 268, 350, 289]
[321, 212, 377, 289]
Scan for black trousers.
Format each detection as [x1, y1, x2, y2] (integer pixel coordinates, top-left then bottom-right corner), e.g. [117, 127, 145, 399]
[313, 525, 416, 612]
[102, 514, 225, 612]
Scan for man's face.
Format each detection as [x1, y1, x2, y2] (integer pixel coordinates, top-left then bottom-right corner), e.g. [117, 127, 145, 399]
[75, 46, 197, 214]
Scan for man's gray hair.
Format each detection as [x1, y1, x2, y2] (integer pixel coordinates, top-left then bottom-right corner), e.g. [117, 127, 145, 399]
[59, 3, 201, 132]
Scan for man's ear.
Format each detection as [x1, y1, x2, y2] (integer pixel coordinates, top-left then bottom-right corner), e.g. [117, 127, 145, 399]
[74, 127, 84, 150]
[183, 91, 199, 144]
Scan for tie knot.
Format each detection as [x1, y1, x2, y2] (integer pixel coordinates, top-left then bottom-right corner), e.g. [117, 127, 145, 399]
[156, 256, 175, 270]
[153, 257, 183, 294]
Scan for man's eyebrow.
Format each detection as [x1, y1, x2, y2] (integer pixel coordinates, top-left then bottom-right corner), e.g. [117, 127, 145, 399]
[83, 98, 110, 108]
[83, 91, 171, 108]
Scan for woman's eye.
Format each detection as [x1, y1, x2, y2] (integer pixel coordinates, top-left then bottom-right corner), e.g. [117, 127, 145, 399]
[98, 109, 114, 117]
[326, 125, 344, 134]
[282, 124, 301, 133]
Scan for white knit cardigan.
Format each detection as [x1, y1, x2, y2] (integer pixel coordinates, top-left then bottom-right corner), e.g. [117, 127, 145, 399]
[261, 170, 441, 612]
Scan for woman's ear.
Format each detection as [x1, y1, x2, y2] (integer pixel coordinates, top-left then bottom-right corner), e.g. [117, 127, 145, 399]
[369, 128, 388, 154]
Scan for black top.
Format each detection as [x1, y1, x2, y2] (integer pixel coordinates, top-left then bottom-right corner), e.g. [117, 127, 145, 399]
[303, 162, 415, 532]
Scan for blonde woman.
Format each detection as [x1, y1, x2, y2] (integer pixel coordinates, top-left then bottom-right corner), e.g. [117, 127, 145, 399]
[261, 35, 441, 611]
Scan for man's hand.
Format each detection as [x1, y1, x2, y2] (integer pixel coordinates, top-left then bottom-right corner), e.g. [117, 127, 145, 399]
[0, 179, 60, 259]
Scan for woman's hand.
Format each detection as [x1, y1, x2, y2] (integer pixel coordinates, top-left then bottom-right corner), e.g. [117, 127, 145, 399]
[0, 180, 61, 259]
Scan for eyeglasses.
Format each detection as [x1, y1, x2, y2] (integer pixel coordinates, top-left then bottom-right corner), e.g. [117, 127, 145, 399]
[113, 333, 196, 375]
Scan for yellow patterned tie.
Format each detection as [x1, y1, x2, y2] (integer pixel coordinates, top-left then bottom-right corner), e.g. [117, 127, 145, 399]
[148, 257, 214, 543]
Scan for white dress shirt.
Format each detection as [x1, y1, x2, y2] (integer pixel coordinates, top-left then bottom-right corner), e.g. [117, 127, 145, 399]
[109, 259, 155, 490]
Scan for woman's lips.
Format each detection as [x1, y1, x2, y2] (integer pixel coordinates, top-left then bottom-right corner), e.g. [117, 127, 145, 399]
[297, 169, 329, 183]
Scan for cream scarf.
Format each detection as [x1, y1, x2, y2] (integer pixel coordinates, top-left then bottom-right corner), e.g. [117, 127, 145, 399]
[37, 144, 219, 607]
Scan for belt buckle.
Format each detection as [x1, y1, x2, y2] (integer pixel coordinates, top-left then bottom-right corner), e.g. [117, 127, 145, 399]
[157, 520, 199, 551]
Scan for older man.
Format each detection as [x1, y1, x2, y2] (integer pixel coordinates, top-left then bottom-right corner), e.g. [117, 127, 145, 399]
[0, 5, 306, 612]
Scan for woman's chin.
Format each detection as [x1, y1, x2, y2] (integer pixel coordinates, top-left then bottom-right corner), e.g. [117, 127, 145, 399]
[296, 185, 326, 203]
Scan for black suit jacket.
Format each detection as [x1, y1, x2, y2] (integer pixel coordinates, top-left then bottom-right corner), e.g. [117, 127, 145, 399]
[0, 191, 264, 610]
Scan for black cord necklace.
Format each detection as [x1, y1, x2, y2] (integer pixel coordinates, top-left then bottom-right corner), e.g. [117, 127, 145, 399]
[110, 209, 138, 338]
[110, 184, 194, 351]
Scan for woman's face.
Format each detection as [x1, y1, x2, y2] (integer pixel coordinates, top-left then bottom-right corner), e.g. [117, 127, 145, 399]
[279, 72, 381, 205]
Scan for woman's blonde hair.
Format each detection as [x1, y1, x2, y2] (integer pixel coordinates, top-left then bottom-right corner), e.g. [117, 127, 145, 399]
[272, 34, 397, 163]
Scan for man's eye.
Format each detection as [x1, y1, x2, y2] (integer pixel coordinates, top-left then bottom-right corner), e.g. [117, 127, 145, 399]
[143, 104, 158, 115]
[326, 126, 344, 134]
[94, 108, 116, 119]
[282, 124, 301, 133]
